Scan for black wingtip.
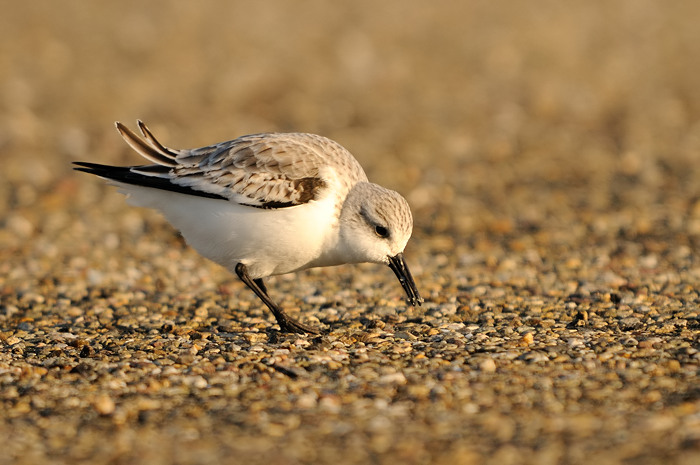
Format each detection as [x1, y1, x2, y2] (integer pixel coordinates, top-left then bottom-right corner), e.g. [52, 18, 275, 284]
[72, 161, 118, 176]
[73, 161, 149, 183]
[73, 161, 132, 178]
[72, 161, 229, 201]
[73, 161, 101, 169]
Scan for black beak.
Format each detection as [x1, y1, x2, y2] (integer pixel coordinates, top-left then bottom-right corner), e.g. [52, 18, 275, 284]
[388, 253, 424, 307]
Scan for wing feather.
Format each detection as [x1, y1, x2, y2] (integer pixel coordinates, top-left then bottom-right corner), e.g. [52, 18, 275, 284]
[85, 122, 369, 209]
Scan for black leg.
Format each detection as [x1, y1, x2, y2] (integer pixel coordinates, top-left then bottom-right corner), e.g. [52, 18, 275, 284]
[234, 263, 319, 334]
[254, 278, 268, 294]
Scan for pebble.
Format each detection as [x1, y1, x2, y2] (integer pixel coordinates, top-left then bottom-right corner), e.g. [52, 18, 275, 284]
[93, 395, 116, 416]
[479, 358, 497, 373]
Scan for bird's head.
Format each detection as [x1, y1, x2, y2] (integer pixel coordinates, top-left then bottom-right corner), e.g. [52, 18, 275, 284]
[338, 182, 423, 306]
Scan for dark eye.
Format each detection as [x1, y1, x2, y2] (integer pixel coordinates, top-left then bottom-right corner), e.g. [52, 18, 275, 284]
[375, 225, 389, 238]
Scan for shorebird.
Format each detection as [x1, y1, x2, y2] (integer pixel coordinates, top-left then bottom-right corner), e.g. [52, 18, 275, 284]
[74, 121, 422, 333]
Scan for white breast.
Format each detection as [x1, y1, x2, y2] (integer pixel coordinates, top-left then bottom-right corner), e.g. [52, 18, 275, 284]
[116, 182, 340, 279]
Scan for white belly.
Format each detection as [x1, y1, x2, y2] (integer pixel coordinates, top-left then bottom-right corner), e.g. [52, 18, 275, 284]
[116, 183, 339, 279]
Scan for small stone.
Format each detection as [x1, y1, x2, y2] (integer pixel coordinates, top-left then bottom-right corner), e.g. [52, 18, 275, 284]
[93, 395, 115, 416]
[638, 337, 661, 349]
[619, 317, 642, 330]
[394, 331, 417, 341]
[665, 360, 682, 373]
[479, 358, 497, 373]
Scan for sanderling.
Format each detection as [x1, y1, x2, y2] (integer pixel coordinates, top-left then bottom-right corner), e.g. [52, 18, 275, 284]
[74, 121, 423, 334]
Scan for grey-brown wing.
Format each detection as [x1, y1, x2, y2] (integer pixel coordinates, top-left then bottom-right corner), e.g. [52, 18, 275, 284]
[170, 132, 368, 208]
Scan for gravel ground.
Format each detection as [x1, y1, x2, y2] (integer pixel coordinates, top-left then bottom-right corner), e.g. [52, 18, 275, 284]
[1, 2, 699, 464]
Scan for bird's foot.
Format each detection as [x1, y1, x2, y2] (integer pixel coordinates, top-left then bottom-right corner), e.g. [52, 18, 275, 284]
[275, 313, 320, 335]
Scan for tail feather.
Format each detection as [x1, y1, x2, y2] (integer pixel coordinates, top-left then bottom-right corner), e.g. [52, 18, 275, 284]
[115, 121, 178, 167]
[136, 120, 180, 159]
